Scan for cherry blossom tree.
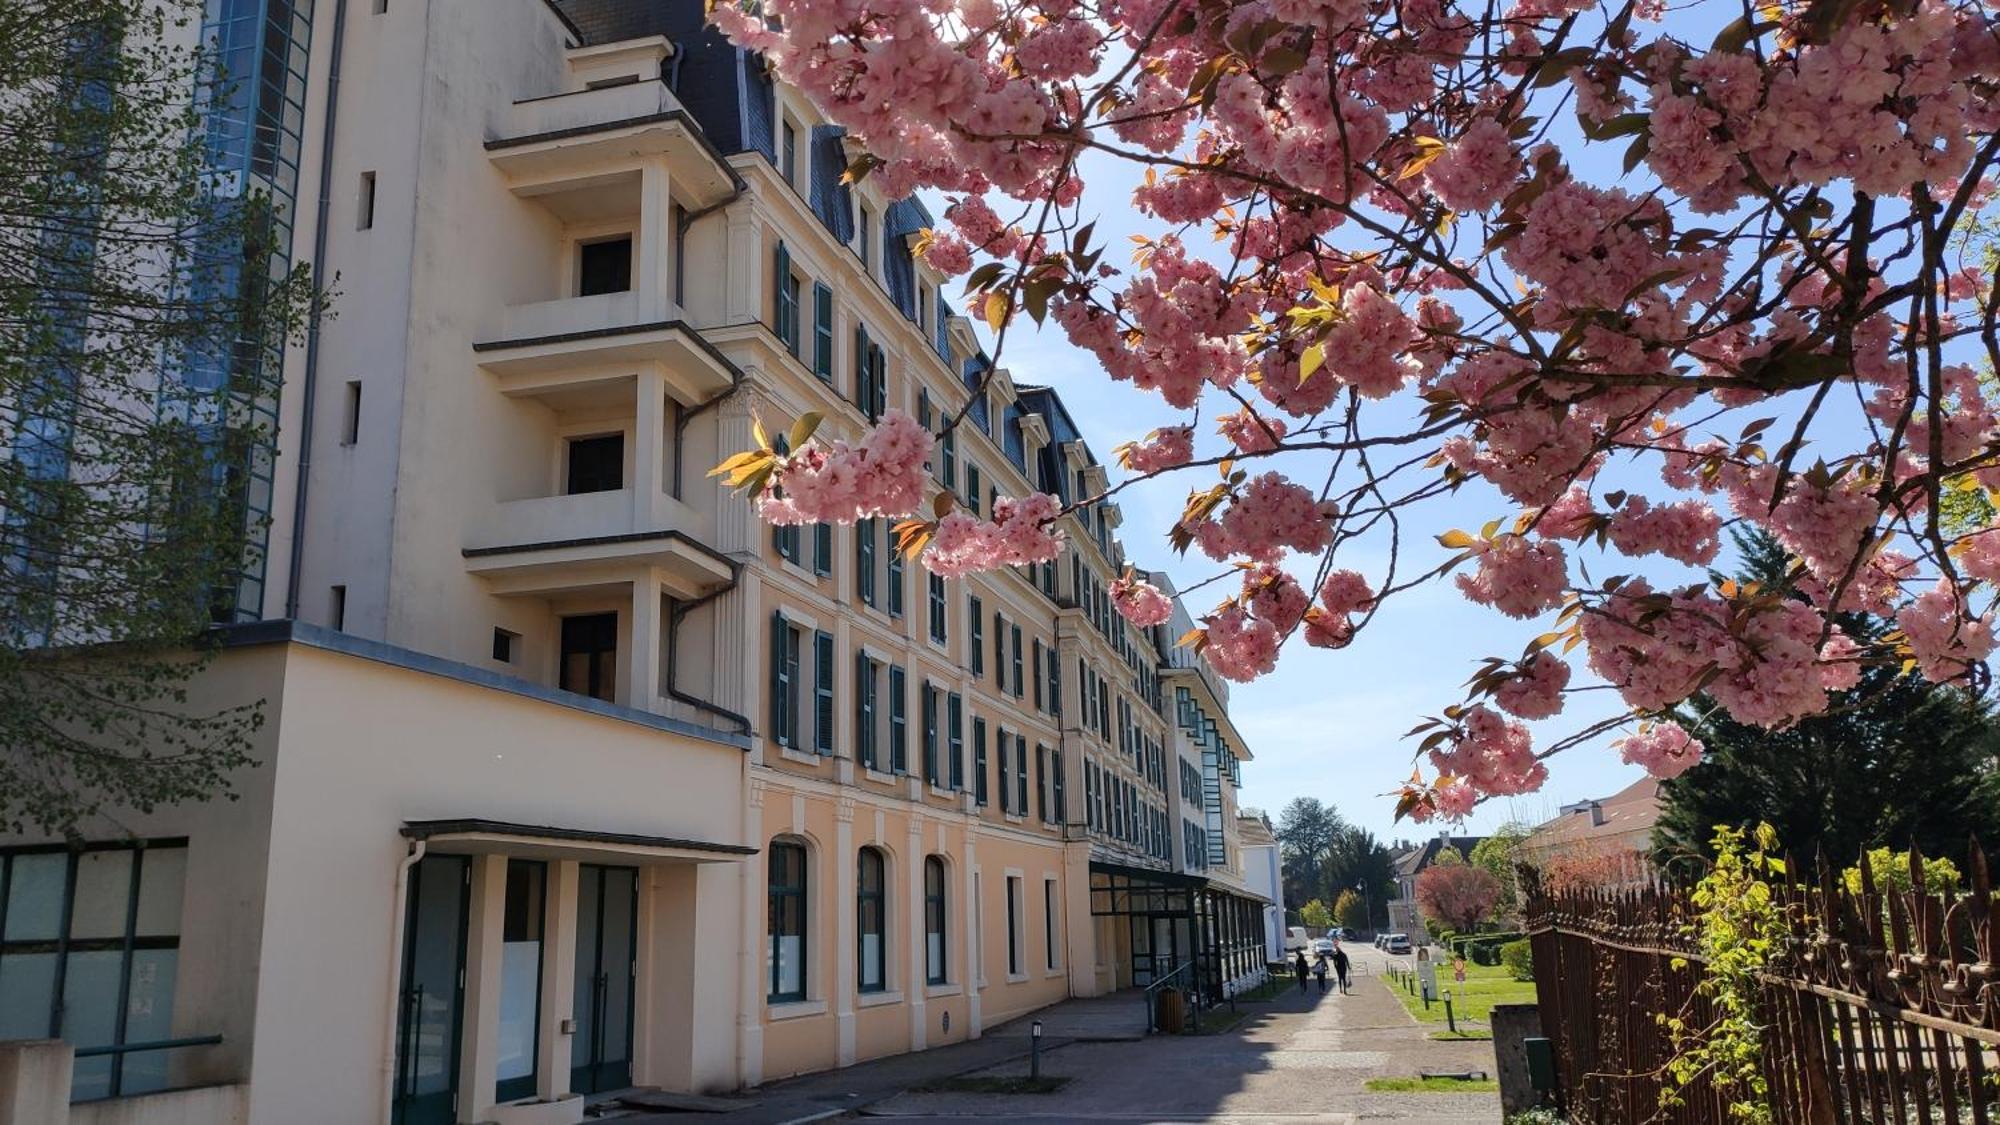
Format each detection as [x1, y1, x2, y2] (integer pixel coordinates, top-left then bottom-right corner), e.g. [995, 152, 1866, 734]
[709, 0, 2000, 820]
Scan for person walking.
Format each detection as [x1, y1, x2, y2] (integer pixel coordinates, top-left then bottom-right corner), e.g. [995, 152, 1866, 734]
[1293, 949, 1310, 992]
[1332, 944, 1351, 994]
[1313, 952, 1330, 994]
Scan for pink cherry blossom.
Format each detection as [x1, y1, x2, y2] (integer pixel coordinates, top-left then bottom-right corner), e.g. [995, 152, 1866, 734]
[1614, 721, 1704, 780]
[1109, 574, 1173, 627]
[759, 410, 933, 526]
[1430, 705, 1548, 797]
[1456, 536, 1569, 619]
[1117, 426, 1194, 474]
[1492, 651, 1571, 720]
[923, 493, 1066, 578]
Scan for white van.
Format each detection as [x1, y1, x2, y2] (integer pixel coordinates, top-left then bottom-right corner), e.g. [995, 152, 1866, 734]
[1284, 926, 1310, 952]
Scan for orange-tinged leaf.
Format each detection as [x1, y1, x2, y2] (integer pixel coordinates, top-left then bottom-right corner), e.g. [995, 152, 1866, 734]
[1397, 136, 1448, 181]
[984, 292, 1009, 332]
[1438, 529, 1477, 549]
[1298, 343, 1326, 386]
[788, 412, 824, 451]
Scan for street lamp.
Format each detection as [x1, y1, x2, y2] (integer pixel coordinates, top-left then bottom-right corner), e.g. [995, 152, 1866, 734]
[1030, 1019, 1044, 1079]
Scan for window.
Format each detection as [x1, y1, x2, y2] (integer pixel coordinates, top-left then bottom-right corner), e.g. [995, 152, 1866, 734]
[328, 584, 346, 631]
[968, 597, 985, 674]
[1032, 640, 1043, 710]
[340, 380, 361, 445]
[0, 843, 187, 1101]
[1010, 625, 1024, 698]
[924, 857, 948, 984]
[1036, 744, 1049, 822]
[566, 433, 623, 495]
[922, 683, 940, 786]
[1045, 878, 1060, 970]
[578, 236, 633, 296]
[886, 543, 904, 618]
[775, 522, 802, 566]
[972, 718, 989, 806]
[492, 627, 517, 664]
[858, 205, 874, 271]
[1015, 735, 1029, 817]
[856, 519, 877, 607]
[357, 170, 375, 229]
[774, 245, 802, 357]
[767, 842, 807, 1002]
[927, 573, 947, 644]
[855, 654, 880, 770]
[814, 630, 835, 755]
[993, 612, 1008, 691]
[781, 120, 798, 185]
[965, 464, 981, 515]
[560, 613, 618, 703]
[1046, 647, 1061, 716]
[888, 665, 908, 773]
[813, 523, 833, 578]
[769, 614, 801, 749]
[947, 693, 964, 790]
[1005, 875, 1023, 976]
[940, 429, 956, 492]
[497, 860, 545, 1101]
[997, 728, 1013, 813]
[812, 283, 834, 381]
[857, 848, 886, 993]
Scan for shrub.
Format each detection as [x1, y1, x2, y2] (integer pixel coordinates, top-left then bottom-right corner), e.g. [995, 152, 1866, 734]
[1505, 1110, 1564, 1125]
[1469, 941, 1501, 966]
[1500, 940, 1533, 982]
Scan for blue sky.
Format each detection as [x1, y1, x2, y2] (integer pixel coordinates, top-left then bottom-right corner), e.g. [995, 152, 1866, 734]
[941, 142, 1718, 845]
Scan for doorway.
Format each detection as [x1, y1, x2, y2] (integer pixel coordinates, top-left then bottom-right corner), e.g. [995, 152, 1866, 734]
[393, 855, 470, 1125]
[571, 864, 638, 1094]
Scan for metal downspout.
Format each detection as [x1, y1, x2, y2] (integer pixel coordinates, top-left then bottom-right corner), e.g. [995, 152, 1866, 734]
[283, 0, 349, 619]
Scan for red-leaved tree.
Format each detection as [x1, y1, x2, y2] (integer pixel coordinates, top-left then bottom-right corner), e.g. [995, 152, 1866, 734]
[1417, 862, 1504, 933]
[709, 0, 2000, 821]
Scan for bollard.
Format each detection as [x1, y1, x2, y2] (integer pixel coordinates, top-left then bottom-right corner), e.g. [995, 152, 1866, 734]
[1444, 990, 1456, 1033]
[1031, 1019, 1043, 1079]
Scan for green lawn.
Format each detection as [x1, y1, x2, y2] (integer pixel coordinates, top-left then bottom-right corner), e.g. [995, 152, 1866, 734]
[1364, 1076, 1500, 1093]
[1385, 960, 1535, 1027]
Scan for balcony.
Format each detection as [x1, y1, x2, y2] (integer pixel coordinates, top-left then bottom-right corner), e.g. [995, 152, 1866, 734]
[474, 314, 736, 407]
[464, 488, 729, 601]
[486, 43, 737, 211]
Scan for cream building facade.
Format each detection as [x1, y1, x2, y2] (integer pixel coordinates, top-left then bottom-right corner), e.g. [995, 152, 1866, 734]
[0, 2, 1270, 1123]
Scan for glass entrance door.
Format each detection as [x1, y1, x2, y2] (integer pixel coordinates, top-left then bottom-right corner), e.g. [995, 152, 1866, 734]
[394, 855, 470, 1125]
[571, 865, 637, 1094]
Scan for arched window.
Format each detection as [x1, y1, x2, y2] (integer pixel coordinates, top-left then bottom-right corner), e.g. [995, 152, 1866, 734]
[768, 840, 808, 1002]
[857, 847, 887, 993]
[924, 856, 948, 984]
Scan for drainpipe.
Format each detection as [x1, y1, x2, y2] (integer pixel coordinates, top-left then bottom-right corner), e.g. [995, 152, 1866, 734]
[283, 0, 350, 619]
[666, 577, 753, 734]
[381, 837, 425, 1124]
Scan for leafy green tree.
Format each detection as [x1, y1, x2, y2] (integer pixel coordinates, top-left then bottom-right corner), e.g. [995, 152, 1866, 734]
[1324, 823, 1397, 928]
[1276, 797, 1344, 909]
[1300, 898, 1333, 932]
[1333, 889, 1367, 933]
[1655, 530, 2000, 873]
[1469, 823, 1531, 919]
[1, 0, 317, 833]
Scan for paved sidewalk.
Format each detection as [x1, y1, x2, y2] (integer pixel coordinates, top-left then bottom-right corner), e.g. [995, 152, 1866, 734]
[867, 950, 1500, 1122]
[604, 993, 1148, 1125]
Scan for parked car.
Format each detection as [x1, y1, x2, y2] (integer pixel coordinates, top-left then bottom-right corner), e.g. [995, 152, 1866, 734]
[1312, 937, 1336, 957]
[1284, 926, 1310, 952]
[1373, 934, 1388, 949]
[1385, 933, 1413, 955]
[1335, 927, 1358, 942]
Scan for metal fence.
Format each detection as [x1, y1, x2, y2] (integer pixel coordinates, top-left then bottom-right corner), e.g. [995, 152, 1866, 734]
[1523, 848, 2000, 1124]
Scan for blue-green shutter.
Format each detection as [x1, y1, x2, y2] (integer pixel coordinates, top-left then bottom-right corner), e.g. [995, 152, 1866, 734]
[889, 666, 907, 773]
[1031, 640, 1043, 710]
[813, 523, 832, 577]
[774, 242, 798, 354]
[1015, 735, 1029, 814]
[856, 653, 876, 770]
[922, 684, 938, 785]
[968, 596, 984, 674]
[998, 729, 1013, 813]
[993, 612, 1005, 690]
[1010, 625, 1023, 698]
[887, 545, 904, 617]
[853, 323, 873, 412]
[965, 463, 981, 514]
[972, 718, 988, 805]
[812, 282, 833, 381]
[814, 630, 835, 754]
[856, 519, 876, 607]
[770, 612, 789, 747]
[941, 430, 956, 493]
[947, 692, 964, 790]
[927, 572, 946, 643]
[1036, 744, 1048, 822]
[870, 345, 887, 420]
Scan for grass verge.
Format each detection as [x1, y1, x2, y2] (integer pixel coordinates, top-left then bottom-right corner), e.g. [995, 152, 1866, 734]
[1428, 1029, 1493, 1041]
[1385, 960, 1535, 1026]
[1364, 1076, 1500, 1093]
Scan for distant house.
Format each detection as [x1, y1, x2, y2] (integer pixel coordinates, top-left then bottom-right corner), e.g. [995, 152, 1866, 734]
[1521, 777, 1663, 889]
[1236, 811, 1285, 963]
[1385, 834, 1486, 935]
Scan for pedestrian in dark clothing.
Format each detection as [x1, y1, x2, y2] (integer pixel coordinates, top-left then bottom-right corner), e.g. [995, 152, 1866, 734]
[1332, 946, 1351, 993]
[1293, 950, 1309, 992]
[1313, 953, 1329, 993]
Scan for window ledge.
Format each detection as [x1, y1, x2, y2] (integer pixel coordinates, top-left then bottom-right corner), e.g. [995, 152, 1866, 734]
[925, 982, 962, 998]
[1004, 972, 1029, 984]
[928, 785, 958, 799]
[1044, 968, 1065, 979]
[862, 767, 898, 784]
[767, 999, 828, 1021]
[857, 990, 903, 1009]
[1004, 814, 1025, 825]
[779, 747, 826, 767]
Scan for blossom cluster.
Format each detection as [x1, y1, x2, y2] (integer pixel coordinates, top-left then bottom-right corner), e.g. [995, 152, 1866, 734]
[1614, 722, 1704, 781]
[758, 410, 933, 526]
[1109, 574, 1174, 628]
[922, 493, 1065, 579]
[1429, 705, 1549, 801]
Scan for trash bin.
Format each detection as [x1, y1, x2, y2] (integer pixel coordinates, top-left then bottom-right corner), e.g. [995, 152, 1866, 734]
[1157, 988, 1186, 1034]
